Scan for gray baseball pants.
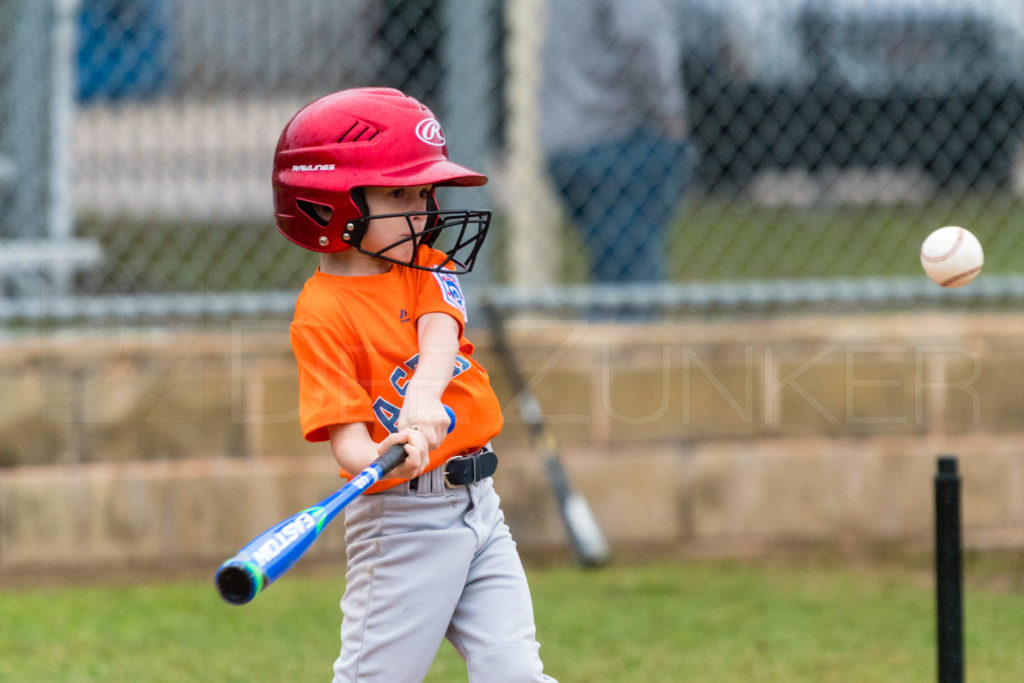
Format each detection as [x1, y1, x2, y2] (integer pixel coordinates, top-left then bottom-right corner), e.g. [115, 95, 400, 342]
[332, 466, 556, 682]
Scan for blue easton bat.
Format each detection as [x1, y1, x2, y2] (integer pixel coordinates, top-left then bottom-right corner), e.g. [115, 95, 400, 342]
[216, 407, 454, 605]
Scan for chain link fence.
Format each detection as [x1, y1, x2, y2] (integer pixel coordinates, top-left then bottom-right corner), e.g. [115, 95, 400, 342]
[2, 0, 1024, 323]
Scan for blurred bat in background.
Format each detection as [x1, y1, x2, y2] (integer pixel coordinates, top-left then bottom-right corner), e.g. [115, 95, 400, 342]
[484, 299, 610, 567]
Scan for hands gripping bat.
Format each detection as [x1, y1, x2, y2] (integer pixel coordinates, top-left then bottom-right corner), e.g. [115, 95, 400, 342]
[216, 407, 455, 605]
[483, 300, 610, 567]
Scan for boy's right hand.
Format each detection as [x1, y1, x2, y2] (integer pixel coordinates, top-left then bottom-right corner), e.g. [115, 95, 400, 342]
[379, 428, 430, 480]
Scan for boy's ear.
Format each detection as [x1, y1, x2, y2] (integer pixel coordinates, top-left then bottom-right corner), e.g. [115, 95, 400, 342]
[296, 200, 333, 227]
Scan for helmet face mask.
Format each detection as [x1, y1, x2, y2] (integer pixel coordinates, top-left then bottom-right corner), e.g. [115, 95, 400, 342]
[345, 208, 491, 275]
[272, 88, 492, 273]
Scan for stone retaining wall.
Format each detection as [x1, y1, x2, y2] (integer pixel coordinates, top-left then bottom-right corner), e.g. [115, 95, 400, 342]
[2, 312, 1022, 573]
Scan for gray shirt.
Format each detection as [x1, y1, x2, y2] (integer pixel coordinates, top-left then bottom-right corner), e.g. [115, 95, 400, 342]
[539, 0, 687, 153]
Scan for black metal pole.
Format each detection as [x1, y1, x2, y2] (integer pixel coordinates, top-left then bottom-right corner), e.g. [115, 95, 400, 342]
[935, 455, 964, 683]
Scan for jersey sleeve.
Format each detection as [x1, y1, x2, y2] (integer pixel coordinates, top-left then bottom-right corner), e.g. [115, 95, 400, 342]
[290, 320, 375, 442]
[414, 255, 469, 334]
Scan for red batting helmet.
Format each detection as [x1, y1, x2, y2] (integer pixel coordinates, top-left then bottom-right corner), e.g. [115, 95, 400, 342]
[272, 87, 490, 273]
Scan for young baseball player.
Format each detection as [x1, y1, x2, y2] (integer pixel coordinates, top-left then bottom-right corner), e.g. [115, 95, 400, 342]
[273, 88, 556, 683]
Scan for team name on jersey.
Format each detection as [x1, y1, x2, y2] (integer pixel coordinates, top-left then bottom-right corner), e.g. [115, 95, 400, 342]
[372, 354, 472, 433]
[291, 164, 336, 172]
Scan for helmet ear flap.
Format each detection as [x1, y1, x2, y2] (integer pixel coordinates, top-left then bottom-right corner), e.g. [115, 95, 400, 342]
[343, 187, 371, 248]
[424, 190, 442, 246]
[340, 187, 448, 251]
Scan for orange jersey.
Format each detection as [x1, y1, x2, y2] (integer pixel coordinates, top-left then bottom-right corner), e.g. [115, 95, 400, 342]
[289, 247, 503, 492]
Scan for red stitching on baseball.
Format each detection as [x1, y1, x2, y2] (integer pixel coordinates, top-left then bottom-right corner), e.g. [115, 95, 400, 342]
[940, 265, 982, 287]
[921, 228, 964, 264]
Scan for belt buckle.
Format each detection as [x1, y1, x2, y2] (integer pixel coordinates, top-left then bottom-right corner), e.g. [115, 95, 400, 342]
[443, 454, 474, 488]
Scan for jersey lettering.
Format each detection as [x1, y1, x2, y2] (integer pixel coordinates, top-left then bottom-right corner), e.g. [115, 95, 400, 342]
[389, 366, 412, 396]
[453, 355, 471, 375]
[389, 354, 471, 397]
[372, 397, 400, 433]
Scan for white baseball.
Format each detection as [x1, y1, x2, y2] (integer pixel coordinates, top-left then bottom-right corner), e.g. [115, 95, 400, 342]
[920, 226, 983, 288]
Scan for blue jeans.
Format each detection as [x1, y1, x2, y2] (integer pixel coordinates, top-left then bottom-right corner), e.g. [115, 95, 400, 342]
[547, 128, 690, 282]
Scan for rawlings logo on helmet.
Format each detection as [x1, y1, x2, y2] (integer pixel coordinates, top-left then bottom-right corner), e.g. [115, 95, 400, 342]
[415, 119, 446, 147]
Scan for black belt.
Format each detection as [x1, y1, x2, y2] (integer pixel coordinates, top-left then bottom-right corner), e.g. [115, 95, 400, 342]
[410, 449, 498, 489]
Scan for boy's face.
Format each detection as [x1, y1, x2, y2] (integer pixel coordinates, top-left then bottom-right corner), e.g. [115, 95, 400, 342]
[361, 184, 434, 263]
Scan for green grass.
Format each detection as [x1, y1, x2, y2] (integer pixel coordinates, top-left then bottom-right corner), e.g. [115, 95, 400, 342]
[2, 554, 1023, 682]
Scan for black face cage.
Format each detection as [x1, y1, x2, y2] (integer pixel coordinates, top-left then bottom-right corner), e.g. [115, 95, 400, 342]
[348, 209, 491, 274]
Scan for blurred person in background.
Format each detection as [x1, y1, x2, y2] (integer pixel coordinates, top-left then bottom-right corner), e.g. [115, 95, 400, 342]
[540, 0, 691, 283]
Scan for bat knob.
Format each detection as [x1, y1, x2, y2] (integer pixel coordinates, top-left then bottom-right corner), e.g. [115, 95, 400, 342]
[216, 561, 261, 605]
